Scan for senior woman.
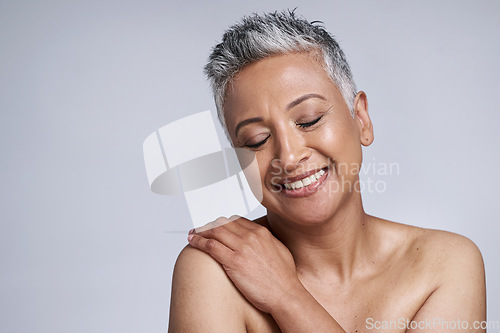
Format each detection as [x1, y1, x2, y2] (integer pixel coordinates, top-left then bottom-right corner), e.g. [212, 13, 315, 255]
[168, 11, 485, 333]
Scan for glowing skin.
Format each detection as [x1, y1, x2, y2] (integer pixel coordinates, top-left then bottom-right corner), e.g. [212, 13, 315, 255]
[225, 52, 373, 230]
[171, 52, 486, 333]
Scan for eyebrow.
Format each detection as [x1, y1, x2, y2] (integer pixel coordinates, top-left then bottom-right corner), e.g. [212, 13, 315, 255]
[234, 93, 326, 137]
[286, 93, 326, 110]
[234, 117, 264, 137]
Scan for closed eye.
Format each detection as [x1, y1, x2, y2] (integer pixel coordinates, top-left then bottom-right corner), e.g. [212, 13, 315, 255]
[297, 116, 322, 128]
[245, 135, 270, 149]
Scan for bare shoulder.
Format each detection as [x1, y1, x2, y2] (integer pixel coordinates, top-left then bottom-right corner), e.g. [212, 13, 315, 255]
[399, 225, 486, 327]
[168, 245, 247, 332]
[173, 244, 229, 280]
[378, 219, 486, 326]
[410, 226, 485, 277]
[377, 218, 484, 273]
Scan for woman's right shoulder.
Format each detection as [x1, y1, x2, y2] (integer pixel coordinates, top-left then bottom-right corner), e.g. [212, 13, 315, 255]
[175, 244, 222, 270]
[169, 245, 248, 332]
[172, 244, 236, 292]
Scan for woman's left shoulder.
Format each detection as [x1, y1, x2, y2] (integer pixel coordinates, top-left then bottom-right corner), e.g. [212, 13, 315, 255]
[394, 222, 485, 278]
[387, 223, 486, 321]
[412, 227, 482, 261]
[375, 218, 484, 274]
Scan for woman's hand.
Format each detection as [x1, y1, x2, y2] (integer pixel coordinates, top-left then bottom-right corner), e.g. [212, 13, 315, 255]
[187, 215, 301, 314]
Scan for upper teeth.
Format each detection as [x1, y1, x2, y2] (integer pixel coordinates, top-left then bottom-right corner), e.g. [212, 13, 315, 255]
[283, 169, 325, 190]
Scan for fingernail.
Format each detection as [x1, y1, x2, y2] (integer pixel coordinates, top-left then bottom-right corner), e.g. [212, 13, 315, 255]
[187, 234, 194, 242]
[188, 229, 195, 235]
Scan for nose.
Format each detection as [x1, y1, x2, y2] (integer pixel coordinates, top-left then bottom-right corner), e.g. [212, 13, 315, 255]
[272, 126, 311, 173]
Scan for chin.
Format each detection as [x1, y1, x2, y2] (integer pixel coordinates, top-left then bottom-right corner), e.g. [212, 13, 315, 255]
[267, 199, 341, 227]
[271, 186, 361, 229]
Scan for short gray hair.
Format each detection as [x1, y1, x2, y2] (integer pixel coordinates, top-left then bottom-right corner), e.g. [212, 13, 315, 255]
[204, 10, 357, 136]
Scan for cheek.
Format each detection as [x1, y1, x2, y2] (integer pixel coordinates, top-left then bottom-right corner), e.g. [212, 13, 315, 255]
[256, 153, 273, 186]
[239, 153, 265, 203]
[235, 147, 266, 202]
[315, 120, 363, 169]
[254, 154, 278, 207]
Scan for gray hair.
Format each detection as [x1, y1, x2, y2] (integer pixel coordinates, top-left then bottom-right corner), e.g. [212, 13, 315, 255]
[204, 10, 357, 136]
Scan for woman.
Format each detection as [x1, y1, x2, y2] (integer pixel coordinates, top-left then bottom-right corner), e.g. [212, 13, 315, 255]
[168, 11, 485, 332]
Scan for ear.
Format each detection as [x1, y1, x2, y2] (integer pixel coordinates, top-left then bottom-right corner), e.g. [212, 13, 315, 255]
[353, 91, 374, 147]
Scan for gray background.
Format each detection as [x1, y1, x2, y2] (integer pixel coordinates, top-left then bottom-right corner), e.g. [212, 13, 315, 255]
[1, 0, 498, 332]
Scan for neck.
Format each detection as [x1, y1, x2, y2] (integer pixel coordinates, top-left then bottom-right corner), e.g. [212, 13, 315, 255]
[266, 193, 373, 284]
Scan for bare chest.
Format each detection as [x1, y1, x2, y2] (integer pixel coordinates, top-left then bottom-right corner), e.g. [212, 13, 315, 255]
[245, 272, 432, 333]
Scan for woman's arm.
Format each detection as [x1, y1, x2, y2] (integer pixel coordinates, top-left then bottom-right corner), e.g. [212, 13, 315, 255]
[187, 216, 346, 333]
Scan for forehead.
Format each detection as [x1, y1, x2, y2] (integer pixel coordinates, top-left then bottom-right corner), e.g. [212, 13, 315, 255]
[222, 52, 343, 130]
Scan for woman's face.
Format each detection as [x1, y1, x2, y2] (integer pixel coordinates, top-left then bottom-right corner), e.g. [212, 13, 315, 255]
[224, 52, 372, 226]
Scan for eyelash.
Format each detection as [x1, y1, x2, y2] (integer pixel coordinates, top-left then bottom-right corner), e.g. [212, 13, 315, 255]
[246, 135, 270, 149]
[298, 116, 323, 128]
[244, 116, 323, 149]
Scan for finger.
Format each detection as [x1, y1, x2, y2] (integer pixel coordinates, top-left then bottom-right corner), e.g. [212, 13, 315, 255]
[195, 222, 247, 250]
[215, 220, 275, 253]
[203, 216, 272, 243]
[187, 233, 234, 265]
[196, 216, 249, 235]
[228, 215, 260, 231]
[194, 215, 239, 233]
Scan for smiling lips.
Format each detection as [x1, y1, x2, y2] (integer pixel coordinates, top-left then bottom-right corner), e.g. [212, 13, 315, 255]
[274, 167, 329, 197]
[282, 169, 326, 190]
